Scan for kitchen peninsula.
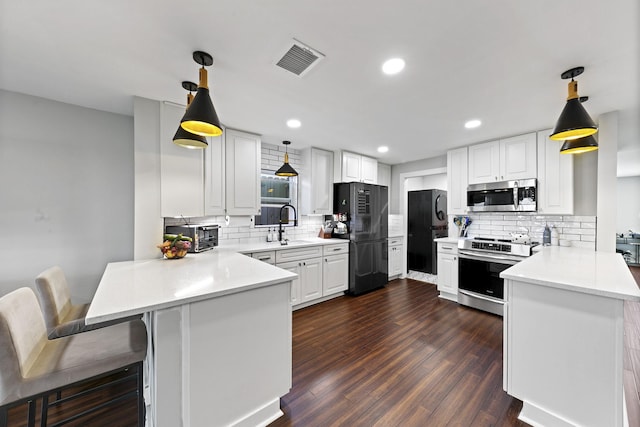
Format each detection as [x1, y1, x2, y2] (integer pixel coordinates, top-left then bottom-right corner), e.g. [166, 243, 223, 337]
[86, 251, 297, 427]
[501, 247, 640, 427]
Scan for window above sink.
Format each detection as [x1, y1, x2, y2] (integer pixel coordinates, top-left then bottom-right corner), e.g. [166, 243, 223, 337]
[254, 171, 298, 227]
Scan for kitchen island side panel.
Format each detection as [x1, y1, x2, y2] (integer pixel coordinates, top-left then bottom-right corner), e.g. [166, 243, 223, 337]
[505, 279, 624, 427]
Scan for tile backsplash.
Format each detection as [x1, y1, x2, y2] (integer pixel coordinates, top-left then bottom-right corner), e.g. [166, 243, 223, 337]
[452, 213, 597, 250]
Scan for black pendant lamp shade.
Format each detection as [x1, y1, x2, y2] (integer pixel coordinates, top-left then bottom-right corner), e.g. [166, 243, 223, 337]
[275, 141, 298, 177]
[550, 67, 598, 141]
[180, 51, 223, 137]
[173, 81, 208, 149]
[560, 135, 598, 155]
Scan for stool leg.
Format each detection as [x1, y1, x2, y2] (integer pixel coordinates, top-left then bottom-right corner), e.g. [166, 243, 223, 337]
[0, 406, 8, 427]
[137, 362, 145, 426]
[40, 394, 49, 427]
[27, 399, 36, 427]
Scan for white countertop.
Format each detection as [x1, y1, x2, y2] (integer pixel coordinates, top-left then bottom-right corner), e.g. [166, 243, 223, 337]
[434, 237, 462, 244]
[219, 237, 348, 254]
[85, 251, 297, 324]
[500, 246, 640, 301]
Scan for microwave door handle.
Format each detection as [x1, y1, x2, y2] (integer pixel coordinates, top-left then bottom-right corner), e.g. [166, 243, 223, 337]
[513, 183, 519, 210]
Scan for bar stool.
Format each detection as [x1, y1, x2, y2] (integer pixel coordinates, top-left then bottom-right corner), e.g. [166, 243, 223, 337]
[35, 266, 139, 339]
[0, 287, 147, 426]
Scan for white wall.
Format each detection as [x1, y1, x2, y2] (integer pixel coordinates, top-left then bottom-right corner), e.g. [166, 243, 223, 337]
[0, 90, 134, 302]
[390, 155, 447, 214]
[617, 176, 640, 235]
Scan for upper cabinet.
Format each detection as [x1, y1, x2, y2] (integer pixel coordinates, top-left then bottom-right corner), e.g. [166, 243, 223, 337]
[204, 128, 261, 216]
[300, 147, 334, 215]
[447, 147, 468, 215]
[336, 151, 377, 183]
[468, 133, 537, 184]
[160, 102, 205, 218]
[536, 129, 574, 214]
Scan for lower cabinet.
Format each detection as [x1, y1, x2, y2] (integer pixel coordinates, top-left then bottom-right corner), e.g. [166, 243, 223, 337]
[273, 242, 349, 309]
[388, 237, 403, 280]
[323, 253, 348, 295]
[436, 242, 458, 301]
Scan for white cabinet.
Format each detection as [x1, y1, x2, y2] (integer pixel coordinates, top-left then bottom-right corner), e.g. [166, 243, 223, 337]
[276, 260, 302, 305]
[436, 242, 458, 301]
[204, 133, 225, 215]
[300, 148, 334, 215]
[205, 128, 261, 216]
[160, 102, 205, 217]
[388, 237, 403, 279]
[468, 133, 537, 184]
[299, 258, 323, 303]
[536, 129, 574, 214]
[360, 155, 378, 183]
[322, 243, 349, 295]
[446, 147, 468, 215]
[336, 151, 377, 184]
[224, 129, 261, 215]
[323, 254, 348, 294]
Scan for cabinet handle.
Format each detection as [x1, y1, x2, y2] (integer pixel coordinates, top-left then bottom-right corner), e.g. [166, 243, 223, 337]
[332, 248, 341, 251]
[442, 246, 452, 250]
[257, 256, 271, 261]
[454, 257, 457, 261]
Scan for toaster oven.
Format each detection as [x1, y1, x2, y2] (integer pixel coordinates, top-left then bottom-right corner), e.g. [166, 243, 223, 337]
[165, 224, 218, 253]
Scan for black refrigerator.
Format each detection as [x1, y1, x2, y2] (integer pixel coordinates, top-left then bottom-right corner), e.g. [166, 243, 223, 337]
[407, 189, 448, 274]
[333, 182, 388, 295]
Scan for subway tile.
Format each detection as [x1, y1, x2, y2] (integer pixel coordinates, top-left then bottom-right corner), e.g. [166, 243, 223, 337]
[491, 220, 517, 226]
[571, 216, 596, 223]
[562, 227, 595, 235]
[580, 222, 596, 229]
[559, 234, 581, 241]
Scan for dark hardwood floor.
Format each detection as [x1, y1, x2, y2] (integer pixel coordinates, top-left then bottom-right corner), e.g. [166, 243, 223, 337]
[7, 266, 640, 426]
[270, 279, 526, 427]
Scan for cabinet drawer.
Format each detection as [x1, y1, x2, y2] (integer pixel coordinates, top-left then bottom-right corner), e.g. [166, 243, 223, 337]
[323, 243, 349, 256]
[437, 242, 458, 254]
[252, 251, 276, 264]
[276, 245, 323, 263]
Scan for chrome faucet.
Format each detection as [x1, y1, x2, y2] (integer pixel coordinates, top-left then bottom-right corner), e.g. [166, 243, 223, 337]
[278, 203, 298, 243]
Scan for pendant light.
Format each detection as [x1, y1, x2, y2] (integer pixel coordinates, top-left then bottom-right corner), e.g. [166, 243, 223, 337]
[560, 135, 598, 154]
[180, 51, 223, 137]
[550, 66, 598, 141]
[173, 81, 208, 149]
[275, 141, 298, 177]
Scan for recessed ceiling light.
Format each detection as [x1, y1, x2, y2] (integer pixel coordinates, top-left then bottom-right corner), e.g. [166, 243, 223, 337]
[377, 146, 389, 153]
[464, 119, 482, 129]
[382, 58, 405, 75]
[287, 119, 301, 128]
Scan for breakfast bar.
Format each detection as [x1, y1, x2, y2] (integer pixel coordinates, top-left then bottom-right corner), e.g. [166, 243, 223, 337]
[86, 251, 297, 427]
[501, 247, 640, 427]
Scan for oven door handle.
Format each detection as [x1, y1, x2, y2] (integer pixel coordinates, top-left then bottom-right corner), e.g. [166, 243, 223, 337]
[459, 289, 505, 305]
[458, 250, 520, 265]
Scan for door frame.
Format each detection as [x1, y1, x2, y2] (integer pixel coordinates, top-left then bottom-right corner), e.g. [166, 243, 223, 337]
[399, 167, 447, 278]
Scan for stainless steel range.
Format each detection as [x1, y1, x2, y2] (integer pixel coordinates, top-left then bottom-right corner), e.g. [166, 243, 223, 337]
[457, 237, 537, 316]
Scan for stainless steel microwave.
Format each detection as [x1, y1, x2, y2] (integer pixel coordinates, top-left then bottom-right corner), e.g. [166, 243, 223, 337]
[467, 179, 536, 212]
[165, 224, 219, 253]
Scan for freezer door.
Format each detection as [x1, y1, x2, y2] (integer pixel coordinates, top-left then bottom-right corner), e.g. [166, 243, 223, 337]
[348, 239, 388, 295]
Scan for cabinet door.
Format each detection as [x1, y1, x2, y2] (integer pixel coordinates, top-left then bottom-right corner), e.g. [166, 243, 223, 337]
[160, 102, 204, 217]
[323, 254, 348, 294]
[392, 245, 403, 276]
[204, 133, 225, 215]
[536, 130, 574, 214]
[342, 152, 361, 182]
[311, 148, 334, 214]
[500, 133, 537, 181]
[225, 129, 261, 215]
[300, 258, 323, 303]
[447, 147, 468, 215]
[277, 261, 301, 306]
[468, 140, 500, 184]
[360, 155, 378, 184]
[437, 253, 458, 295]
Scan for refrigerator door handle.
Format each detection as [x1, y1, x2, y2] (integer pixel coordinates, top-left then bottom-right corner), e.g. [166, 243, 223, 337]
[435, 194, 446, 221]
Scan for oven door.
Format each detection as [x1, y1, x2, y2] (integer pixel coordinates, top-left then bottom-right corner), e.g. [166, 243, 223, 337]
[457, 250, 520, 316]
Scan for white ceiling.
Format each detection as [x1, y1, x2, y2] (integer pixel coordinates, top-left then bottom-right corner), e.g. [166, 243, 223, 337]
[1, 0, 638, 166]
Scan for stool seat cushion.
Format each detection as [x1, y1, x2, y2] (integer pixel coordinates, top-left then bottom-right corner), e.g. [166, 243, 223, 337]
[0, 288, 147, 407]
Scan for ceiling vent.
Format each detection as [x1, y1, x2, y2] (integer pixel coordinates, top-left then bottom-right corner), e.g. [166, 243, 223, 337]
[275, 39, 325, 77]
